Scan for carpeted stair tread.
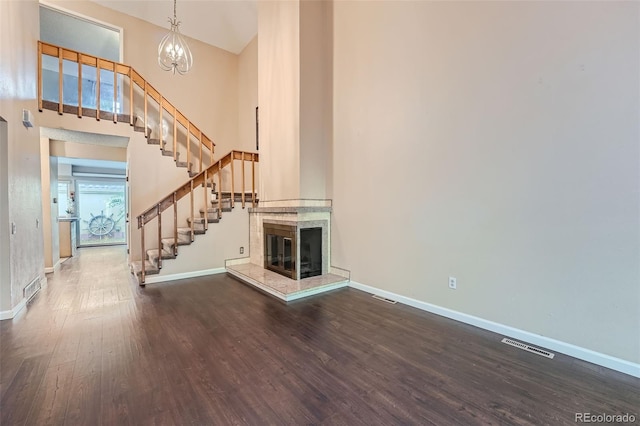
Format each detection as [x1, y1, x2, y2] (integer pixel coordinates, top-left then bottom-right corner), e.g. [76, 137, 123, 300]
[161, 236, 191, 250]
[146, 248, 175, 266]
[187, 217, 207, 224]
[131, 260, 159, 277]
[133, 126, 152, 137]
[209, 200, 232, 212]
[199, 208, 221, 223]
[185, 218, 207, 235]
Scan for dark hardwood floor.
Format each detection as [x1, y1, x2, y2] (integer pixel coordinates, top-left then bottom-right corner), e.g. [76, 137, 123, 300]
[1, 246, 638, 425]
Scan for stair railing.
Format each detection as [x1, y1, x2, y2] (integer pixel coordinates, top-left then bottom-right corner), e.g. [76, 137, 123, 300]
[37, 41, 215, 173]
[136, 150, 259, 284]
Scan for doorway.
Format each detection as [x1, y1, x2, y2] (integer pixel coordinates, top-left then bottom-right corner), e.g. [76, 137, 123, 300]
[76, 179, 126, 247]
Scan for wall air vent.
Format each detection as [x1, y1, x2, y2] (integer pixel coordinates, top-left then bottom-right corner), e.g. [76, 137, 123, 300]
[23, 277, 41, 302]
[372, 294, 397, 304]
[501, 338, 555, 359]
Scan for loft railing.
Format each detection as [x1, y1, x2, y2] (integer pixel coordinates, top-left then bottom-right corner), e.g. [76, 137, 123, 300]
[37, 41, 215, 173]
[136, 150, 259, 284]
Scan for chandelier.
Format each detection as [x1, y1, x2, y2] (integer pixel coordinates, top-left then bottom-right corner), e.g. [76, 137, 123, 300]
[158, 0, 193, 75]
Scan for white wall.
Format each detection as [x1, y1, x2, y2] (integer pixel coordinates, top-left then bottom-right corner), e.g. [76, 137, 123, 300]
[0, 0, 45, 313]
[332, 1, 640, 364]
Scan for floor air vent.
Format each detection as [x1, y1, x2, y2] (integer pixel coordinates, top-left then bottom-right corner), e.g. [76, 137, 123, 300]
[501, 338, 554, 359]
[23, 278, 41, 302]
[372, 294, 397, 304]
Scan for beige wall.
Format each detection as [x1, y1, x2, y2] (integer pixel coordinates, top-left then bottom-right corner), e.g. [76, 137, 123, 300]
[332, 1, 640, 363]
[238, 36, 258, 153]
[0, 0, 45, 312]
[49, 140, 127, 162]
[257, 0, 301, 201]
[299, 0, 332, 199]
[257, 0, 334, 201]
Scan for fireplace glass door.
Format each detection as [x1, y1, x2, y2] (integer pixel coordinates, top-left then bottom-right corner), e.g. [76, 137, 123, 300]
[264, 224, 296, 279]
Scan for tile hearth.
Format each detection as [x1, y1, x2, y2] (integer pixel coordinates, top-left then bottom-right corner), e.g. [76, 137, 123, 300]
[226, 262, 349, 302]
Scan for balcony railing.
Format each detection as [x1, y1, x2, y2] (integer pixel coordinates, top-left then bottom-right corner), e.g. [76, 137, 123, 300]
[37, 41, 215, 173]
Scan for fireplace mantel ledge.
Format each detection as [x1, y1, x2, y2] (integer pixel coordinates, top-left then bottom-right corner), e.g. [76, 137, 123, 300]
[248, 206, 332, 214]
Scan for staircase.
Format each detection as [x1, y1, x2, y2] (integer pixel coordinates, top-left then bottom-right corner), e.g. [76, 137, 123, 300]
[37, 41, 260, 285]
[130, 186, 258, 283]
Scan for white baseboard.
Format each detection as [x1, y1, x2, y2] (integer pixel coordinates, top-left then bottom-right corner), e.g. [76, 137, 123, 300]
[143, 267, 226, 284]
[0, 297, 27, 320]
[349, 280, 640, 378]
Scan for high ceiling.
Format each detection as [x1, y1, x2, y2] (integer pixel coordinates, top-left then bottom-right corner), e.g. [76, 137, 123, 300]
[90, 0, 258, 54]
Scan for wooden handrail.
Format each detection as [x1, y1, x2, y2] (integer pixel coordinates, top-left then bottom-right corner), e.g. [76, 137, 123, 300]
[136, 150, 259, 228]
[37, 40, 215, 160]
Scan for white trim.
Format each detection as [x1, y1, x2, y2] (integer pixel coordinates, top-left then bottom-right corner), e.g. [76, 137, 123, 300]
[0, 298, 27, 321]
[143, 267, 226, 284]
[349, 280, 640, 378]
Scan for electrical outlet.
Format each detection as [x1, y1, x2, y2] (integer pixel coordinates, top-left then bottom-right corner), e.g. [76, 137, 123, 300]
[240, 247, 244, 255]
[449, 276, 457, 289]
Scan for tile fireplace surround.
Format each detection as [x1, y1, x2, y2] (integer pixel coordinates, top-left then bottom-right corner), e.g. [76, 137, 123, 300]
[226, 199, 349, 302]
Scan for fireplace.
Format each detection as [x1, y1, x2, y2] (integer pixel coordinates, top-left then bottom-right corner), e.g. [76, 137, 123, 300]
[263, 221, 325, 280]
[227, 200, 349, 301]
